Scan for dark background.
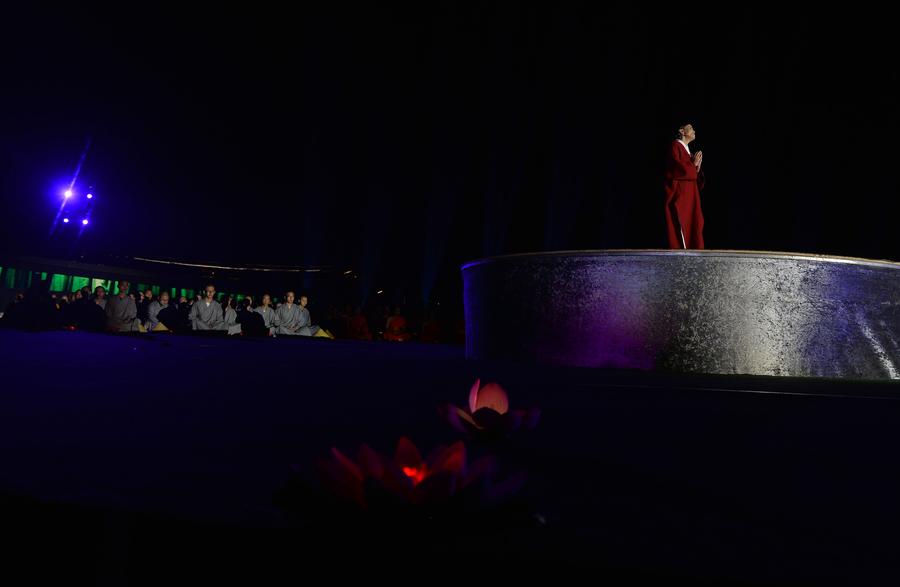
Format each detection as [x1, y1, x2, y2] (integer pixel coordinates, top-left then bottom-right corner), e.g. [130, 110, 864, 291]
[2, 5, 897, 305]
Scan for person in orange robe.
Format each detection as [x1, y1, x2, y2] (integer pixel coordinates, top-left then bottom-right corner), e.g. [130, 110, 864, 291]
[664, 123, 706, 249]
[383, 307, 411, 342]
[419, 314, 441, 343]
[346, 306, 373, 341]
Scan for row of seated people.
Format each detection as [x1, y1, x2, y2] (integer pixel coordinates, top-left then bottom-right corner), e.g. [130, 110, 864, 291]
[3, 280, 332, 337]
[141, 282, 333, 337]
[182, 284, 332, 337]
[92, 286, 442, 342]
[4, 281, 458, 342]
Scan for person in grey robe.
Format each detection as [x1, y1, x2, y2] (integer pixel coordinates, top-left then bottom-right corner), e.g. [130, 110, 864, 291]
[275, 291, 303, 335]
[222, 296, 242, 335]
[105, 280, 142, 332]
[189, 284, 227, 331]
[145, 291, 171, 331]
[254, 294, 279, 335]
[297, 295, 322, 336]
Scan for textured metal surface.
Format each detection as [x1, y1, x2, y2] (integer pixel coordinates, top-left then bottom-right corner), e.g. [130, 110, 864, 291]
[462, 250, 900, 380]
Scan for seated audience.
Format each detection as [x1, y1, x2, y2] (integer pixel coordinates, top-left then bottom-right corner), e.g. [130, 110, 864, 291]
[254, 294, 279, 335]
[297, 294, 333, 338]
[189, 284, 227, 331]
[346, 306, 372, 341]
[105, 280, 143, 332]
[145, 291, 172, 331]
[275, 291, 304, 336]
[383, 307, 411, 342]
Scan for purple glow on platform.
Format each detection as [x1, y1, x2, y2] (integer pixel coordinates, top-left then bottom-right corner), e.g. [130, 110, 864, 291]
[64, 189, 73, 198]
[82, 218, 89, 225]
[63, 218, 69, 223]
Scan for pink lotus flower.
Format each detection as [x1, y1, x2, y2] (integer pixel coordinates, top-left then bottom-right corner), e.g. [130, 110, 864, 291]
[441, 379, 540, 438]
[316, 436, 523, 510]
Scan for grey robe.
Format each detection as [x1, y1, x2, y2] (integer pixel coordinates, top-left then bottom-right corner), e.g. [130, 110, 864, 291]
[297, 305, 321, 336]
[189, 300, 226, 331]
[223, 306, 242, 335]
[105, 295, 141, 332]
[275, 303, 303, 335]
[255, 306, 279, 335]
[145, 300, 169, 330]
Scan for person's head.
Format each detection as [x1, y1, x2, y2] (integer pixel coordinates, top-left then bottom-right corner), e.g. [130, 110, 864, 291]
[128, 293, 136, 302]
[73, 290, 83, 300]
[299, 295, 308, 308]
[95, 286, 106, 299]
[241, 298, 252, 311]
[144, 289, 154, 300]
[179, 296, 188, 304]
[204, 284, 216, 301]
[262, 294, 272, 307]
[159, 291, 170, 305]
[117, 280, 130, 296]
[15, 291, 25, 301]
[285, 291, 295, 305]
[677, 123, 696, 144]
[80, 286, 91, 298]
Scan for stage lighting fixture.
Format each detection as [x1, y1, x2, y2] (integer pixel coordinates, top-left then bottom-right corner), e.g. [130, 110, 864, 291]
[64, 189, 73, 198]
[63, 218, 70, 223]
[86, 193, 93, 199]
[82, 219, 89, 225]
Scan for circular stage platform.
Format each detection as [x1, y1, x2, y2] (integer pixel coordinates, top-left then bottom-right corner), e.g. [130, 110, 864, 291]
[462, 250, 900, 380]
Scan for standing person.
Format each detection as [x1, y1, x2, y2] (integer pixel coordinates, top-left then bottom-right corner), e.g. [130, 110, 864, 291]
[664, 123, 706, 249]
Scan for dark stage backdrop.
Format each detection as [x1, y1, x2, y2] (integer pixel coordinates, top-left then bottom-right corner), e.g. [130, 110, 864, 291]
[1, 5, 897, 305]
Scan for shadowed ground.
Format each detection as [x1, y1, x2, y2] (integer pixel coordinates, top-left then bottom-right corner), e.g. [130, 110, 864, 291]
[1, 330, 898, 584]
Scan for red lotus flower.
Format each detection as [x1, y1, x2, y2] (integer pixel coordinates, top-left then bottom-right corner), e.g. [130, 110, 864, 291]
[316, 436, 523, 510]
[441, 379, 540, 438]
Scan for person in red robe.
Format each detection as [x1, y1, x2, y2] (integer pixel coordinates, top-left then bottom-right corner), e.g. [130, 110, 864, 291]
[664, 123, 705, 249]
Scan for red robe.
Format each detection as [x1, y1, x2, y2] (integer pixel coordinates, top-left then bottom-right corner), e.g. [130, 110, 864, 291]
[664, 140, 705, 249]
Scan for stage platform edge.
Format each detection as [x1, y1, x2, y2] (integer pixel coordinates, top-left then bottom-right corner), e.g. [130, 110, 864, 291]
[462, 250, 900, 380]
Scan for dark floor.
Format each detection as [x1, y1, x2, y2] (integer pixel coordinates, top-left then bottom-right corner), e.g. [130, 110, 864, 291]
[1, 329, 899, 585]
